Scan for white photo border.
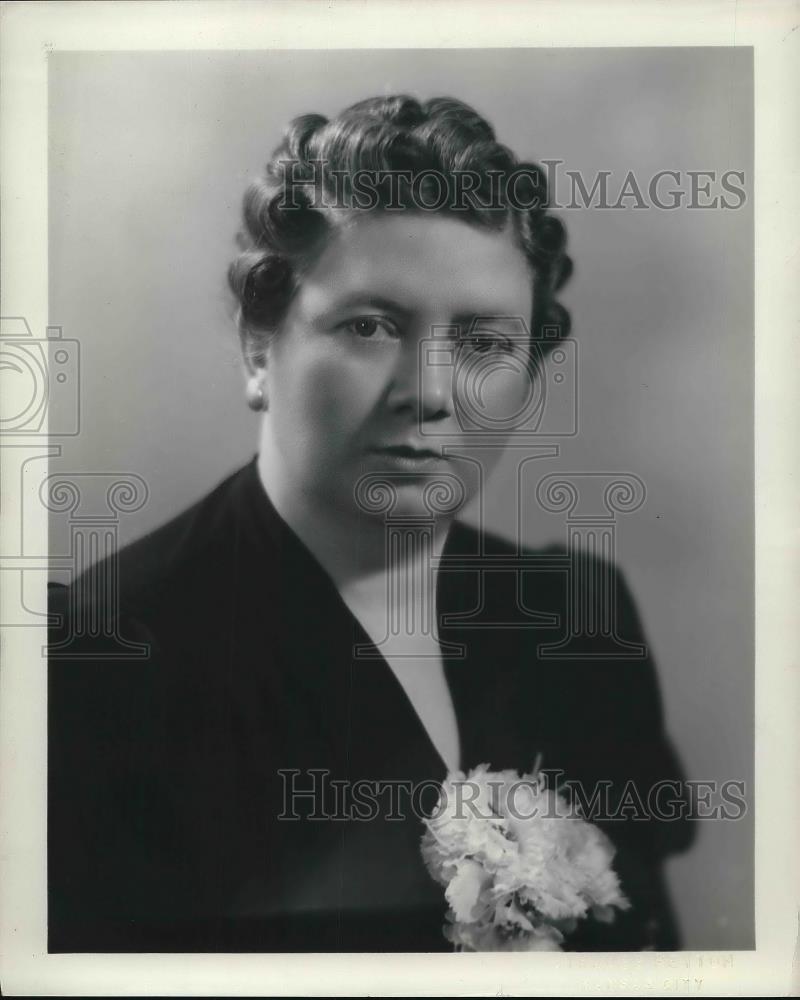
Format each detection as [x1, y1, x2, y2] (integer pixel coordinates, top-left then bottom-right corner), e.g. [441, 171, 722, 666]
[1, 1, 797, 995]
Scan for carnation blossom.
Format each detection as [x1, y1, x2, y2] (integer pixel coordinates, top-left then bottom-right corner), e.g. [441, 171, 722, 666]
[420, 763, 630, 951]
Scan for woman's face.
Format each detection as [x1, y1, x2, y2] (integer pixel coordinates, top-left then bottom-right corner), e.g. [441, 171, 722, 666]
[259, 211, 536, 521]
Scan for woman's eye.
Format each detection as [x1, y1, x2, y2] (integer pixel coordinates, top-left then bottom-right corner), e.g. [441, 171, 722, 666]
[341, 316, 398, 341]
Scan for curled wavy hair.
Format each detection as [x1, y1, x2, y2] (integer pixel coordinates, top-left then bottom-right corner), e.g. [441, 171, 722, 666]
[228, 94, 572, 363]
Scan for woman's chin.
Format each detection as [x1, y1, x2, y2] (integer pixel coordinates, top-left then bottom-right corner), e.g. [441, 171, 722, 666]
[348, 470, 469, 523]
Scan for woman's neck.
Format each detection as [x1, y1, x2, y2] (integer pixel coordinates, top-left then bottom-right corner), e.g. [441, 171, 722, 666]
[256, 448, 453, 597]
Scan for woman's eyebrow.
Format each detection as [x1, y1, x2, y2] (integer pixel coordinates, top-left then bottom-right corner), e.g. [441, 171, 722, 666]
[323, 292, 415, 318]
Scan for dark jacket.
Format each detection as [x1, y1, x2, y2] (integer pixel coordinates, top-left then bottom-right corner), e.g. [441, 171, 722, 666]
[48, 458, 694, 952]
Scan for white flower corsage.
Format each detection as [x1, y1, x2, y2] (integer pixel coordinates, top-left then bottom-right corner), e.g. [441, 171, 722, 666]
[421, 762, 630, 951]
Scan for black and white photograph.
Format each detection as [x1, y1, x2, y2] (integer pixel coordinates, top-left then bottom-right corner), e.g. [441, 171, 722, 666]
[0, 1, 796, 996]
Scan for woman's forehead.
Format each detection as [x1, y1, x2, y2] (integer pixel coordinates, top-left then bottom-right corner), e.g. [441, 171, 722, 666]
[299, 212, 534, 318]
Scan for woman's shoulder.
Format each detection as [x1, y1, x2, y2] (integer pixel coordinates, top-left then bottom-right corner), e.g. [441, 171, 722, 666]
[47, 460, 269, 775]
[49, 458, 261, 631]
[450, 519, 647, 624]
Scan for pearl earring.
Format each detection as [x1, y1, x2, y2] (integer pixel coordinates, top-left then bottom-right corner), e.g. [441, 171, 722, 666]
[245, 377, 266, 412]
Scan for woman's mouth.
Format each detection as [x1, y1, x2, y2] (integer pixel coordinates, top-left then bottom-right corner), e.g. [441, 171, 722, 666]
[370, 444, 448, 469]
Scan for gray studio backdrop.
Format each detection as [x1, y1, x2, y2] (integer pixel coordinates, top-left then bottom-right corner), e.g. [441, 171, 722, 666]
[48, 48, 753, 950]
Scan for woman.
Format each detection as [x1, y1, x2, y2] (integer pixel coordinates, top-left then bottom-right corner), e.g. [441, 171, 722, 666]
[48, 95, 694, 952]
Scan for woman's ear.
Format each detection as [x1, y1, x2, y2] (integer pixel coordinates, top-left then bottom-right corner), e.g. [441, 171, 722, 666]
[241, 331, 269, 412]
[241, 326, 268, 374]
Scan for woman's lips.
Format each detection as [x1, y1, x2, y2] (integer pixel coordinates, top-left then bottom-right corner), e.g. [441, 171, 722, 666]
[370, 444, 448, 468]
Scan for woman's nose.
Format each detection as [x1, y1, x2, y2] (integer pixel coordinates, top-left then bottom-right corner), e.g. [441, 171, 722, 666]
[389, 335, 456, 422]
